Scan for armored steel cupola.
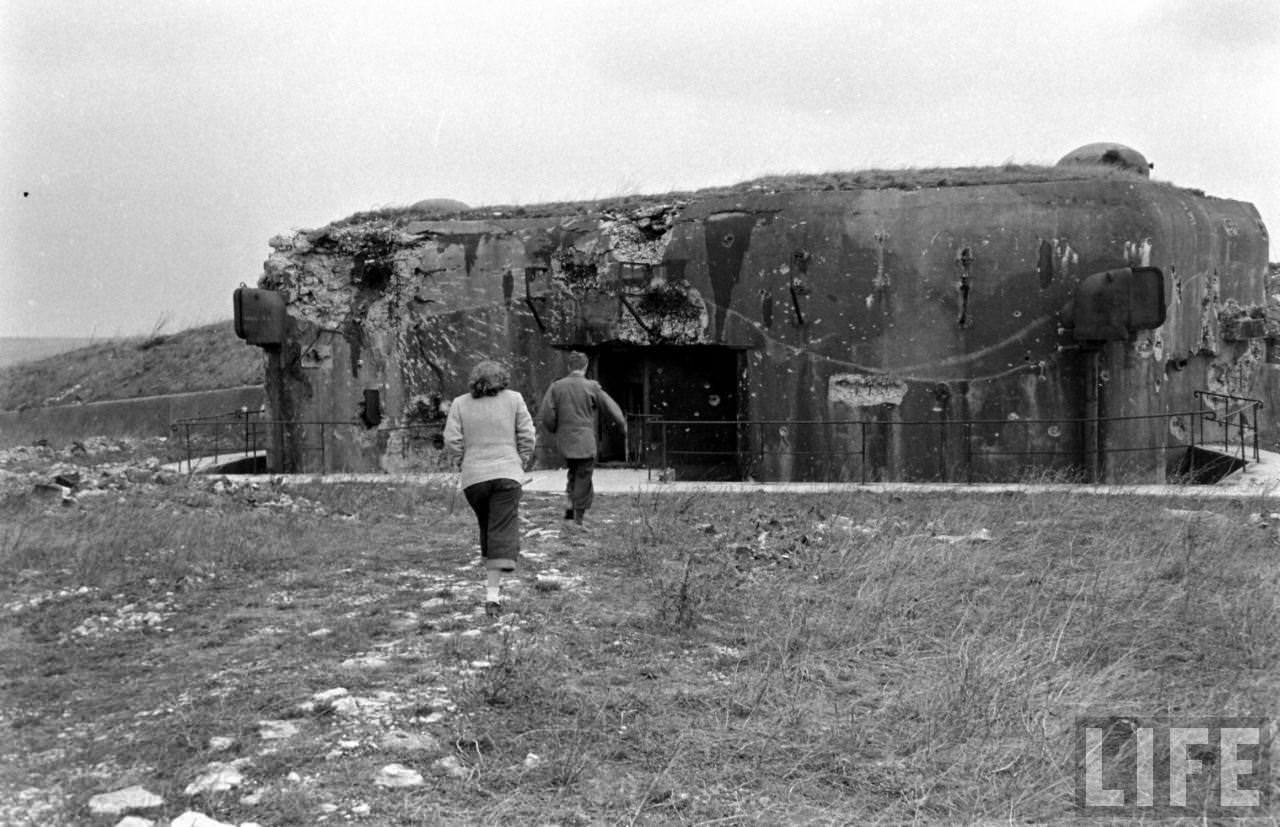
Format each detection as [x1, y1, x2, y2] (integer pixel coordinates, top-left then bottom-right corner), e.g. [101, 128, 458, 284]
[1056, 142, 1152, 177]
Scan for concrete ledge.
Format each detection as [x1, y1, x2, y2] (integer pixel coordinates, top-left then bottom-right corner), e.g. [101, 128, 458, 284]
[0, 386, 265, 446]
[186, 466, 1280, 500]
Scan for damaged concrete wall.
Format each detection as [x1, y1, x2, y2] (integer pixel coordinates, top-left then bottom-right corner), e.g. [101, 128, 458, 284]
[254, 159, 1269, 482]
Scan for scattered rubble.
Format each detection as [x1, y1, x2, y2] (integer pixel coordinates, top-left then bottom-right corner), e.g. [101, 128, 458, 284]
[183, 760, 250, 795]
[169, 811, 251, 827]
[373, 763, 425, 788]
[256, 720, 300, 741]
[339, 654, 392, 671]
[380, 730, 443, 755]
[4, 585, 97, 616]
[67, 599, 176, 640]
[31, 481, 75, 506]
[87, 785, 164, 816]
[0, 436, 564, 825]
[432, 755, 470, 779]
[116, 816, 157, 827]
[0, 439, 330, 517]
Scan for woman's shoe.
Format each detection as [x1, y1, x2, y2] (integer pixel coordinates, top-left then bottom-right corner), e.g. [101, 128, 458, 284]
[485, 601, 503, 618]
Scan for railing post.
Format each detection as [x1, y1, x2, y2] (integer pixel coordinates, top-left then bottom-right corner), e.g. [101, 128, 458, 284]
[184, 422, 192, 475]
[1198, 394, 1205, 452]
[1254, 402, 1261, 462]
[758, 421, 764, 481]
[964, 421, 973, 483]
[320, 424, 326, 473]
[1189, 410, 1197, 480]
[860, 421, 867, 484]
[1239, 409, 1247, 465]
[938, 412, 949, 482]
[660, 419, 668, 475]
[748, 421, 759, 482]
[644, 417, 652, 482]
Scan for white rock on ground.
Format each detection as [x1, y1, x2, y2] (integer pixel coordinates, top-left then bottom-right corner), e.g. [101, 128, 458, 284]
[184, 760, 248, 795]
[932, 528, 992, 543]
[374, 763, 425, 788]
[257, 720, 299, 740]
[380, 730, 443, 754]
[169, 812, 234, 827]
[433, 755, 469, 779]
[339, 654, 390, 670]
[88, 785, 164, 815]
[389, 611, 419, 631]
[114, 817, 155, 827]
[331, 694, 392, 717]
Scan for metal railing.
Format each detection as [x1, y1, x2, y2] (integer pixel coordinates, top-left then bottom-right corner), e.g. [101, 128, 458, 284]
[638, 403, 1255, 484]
[1192, 390, 1262, 466]
[170, 408, 449, 474]
[172, 390, 1264, 483]
[170, 407, 268, 473]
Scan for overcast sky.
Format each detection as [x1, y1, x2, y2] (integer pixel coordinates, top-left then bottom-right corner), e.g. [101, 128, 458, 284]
[3, 0, 1277, 338]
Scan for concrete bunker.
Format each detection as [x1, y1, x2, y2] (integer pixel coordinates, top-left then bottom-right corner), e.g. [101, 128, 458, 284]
[234, 144, 1272, 484]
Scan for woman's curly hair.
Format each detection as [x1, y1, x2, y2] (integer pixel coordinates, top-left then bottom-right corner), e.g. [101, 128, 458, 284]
[468, 360, 510, 398]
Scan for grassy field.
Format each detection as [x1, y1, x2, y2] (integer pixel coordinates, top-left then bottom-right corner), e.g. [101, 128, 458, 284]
[3, 445, 1280, 824]
[0, 321, 260, 411]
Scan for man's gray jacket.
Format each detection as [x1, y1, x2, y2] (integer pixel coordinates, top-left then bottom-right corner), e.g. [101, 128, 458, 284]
[538, 372, 626, 459]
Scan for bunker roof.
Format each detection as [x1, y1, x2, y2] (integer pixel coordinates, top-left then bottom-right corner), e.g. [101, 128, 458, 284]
[326, 159, 1192, 232]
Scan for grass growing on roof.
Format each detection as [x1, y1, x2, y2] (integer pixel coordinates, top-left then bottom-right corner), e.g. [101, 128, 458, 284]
[330, 161, 1174, 228]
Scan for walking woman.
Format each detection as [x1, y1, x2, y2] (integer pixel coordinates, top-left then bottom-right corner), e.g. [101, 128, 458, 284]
[443, 360, 536, 617]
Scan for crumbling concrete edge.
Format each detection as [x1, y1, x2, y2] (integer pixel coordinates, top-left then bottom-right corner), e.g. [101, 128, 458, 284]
[188, 471, 1280, 501]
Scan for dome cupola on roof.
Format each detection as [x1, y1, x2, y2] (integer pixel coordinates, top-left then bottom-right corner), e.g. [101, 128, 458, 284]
[1055, 142, 1151, 177]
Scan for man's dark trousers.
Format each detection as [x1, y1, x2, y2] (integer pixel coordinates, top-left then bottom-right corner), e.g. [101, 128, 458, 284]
[565, 457, 595, 520]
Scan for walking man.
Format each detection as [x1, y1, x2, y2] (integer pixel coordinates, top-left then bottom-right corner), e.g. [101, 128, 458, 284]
[538, 351, 627, 527]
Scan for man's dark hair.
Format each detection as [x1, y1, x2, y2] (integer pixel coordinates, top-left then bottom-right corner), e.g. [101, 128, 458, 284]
[566, 351, 589, 372]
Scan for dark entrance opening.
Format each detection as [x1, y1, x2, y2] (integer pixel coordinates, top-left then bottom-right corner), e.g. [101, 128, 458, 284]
[1168, 445, 1248, 484]
[592, 345, 742, 480]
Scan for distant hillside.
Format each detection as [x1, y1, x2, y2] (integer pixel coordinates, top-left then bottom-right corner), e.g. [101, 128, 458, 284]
[0, 321, 263, 411]
[0, 337, 98, 368]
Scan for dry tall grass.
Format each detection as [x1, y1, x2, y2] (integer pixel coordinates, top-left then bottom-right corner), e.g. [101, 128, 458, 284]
[2, 476, 1278, 824]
